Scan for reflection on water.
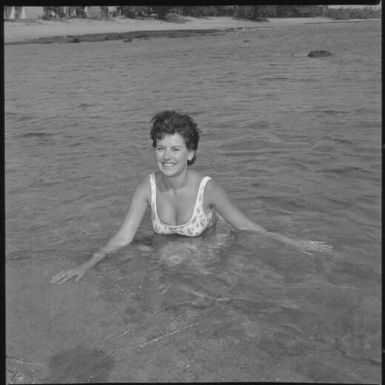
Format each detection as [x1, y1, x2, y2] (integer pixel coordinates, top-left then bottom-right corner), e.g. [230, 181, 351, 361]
[44, 346, 114, 383]
[5, 20, 381, 383]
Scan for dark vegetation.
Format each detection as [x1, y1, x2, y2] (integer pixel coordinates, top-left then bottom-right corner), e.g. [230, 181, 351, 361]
[325, 6, 381, 20]
[41, 6, 381, 21]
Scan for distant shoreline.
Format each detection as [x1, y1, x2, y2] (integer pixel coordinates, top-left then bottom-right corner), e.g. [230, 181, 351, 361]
[4, 16, 378, 45]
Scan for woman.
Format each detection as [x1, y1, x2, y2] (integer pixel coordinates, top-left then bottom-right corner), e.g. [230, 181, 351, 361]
[51, 111, 332, 284]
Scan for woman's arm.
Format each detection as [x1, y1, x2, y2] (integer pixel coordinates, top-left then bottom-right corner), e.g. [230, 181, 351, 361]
[51, 176, 150, 284]
[206, 180, 332, 253]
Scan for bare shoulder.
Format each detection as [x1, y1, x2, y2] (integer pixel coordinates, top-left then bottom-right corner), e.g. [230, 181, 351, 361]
[204, 177, 227, 203]
[188, 169, 205, 181]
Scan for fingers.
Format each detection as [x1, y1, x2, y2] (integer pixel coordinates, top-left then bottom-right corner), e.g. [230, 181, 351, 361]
[56, 275, 72, 284]
[316, 242, 333, 251]
[50, 272, 66, 284]
[308, 241, 333, 253]
[75, 273, 83, 282]
[50, 270, 77, 284]
[298, 240, 333, 254]
[51, 274, 70, 284]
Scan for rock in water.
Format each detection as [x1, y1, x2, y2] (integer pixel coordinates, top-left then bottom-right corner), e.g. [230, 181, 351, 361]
[308, 50, 332, 58]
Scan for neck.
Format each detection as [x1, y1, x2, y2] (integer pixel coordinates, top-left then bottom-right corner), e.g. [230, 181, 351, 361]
[160, 168, 189, 191]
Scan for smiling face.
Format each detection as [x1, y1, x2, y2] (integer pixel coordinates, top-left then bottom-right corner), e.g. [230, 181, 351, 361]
[155, 133, 195, 177]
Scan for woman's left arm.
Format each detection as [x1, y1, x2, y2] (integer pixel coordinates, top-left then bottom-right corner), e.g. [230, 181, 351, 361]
[206, 180, 332, 254]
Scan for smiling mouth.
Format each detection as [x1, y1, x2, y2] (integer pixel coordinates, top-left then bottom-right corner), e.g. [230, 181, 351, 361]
[162, 162, 176, 167]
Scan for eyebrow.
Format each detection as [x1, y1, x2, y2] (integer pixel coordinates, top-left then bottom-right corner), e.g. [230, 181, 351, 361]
[157, 144, 181, 148]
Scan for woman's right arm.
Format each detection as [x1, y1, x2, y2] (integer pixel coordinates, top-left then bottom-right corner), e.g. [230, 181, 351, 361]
[51, 176, 149, 284]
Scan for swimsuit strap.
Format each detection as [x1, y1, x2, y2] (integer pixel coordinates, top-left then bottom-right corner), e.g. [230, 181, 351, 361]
[149, 172, 157, 213]
[192, 176, 212, 218]
[149, 173, 212, 227]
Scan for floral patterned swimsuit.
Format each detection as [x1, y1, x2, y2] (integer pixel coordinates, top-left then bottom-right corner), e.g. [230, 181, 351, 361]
[149, 173, 214, 237]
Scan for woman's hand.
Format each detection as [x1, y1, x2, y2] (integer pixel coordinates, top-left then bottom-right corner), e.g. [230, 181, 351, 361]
[294, 240, 333, 255]
[50, 264, 89, 284]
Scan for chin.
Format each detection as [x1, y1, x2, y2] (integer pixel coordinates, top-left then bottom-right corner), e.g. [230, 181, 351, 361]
[159, 164, 185, 176]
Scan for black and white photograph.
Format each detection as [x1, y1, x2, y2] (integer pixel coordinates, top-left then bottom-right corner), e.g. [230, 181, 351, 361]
[4, 3, 381, 383]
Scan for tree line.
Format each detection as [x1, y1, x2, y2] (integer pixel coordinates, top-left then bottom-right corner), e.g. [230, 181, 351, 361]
[325, 6, 381, 20]
[42, 6, 381, 21]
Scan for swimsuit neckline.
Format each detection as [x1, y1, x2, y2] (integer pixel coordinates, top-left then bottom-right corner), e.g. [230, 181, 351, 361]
[153, 174, 204, 228]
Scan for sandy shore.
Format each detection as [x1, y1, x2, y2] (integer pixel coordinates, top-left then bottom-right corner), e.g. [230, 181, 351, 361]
[4, 16, 341, 44]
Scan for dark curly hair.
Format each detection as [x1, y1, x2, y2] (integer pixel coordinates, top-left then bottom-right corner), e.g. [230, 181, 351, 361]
[150, 111, 201, 166]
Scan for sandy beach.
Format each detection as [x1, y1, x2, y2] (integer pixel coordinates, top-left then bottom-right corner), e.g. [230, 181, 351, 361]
[4, 16, 340, 44]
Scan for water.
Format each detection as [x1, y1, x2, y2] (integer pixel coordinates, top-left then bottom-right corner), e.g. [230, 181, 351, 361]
[5, 20, 381, 383]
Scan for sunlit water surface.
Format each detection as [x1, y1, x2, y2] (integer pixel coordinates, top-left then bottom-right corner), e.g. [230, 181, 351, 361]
[5, 20, 381, 383]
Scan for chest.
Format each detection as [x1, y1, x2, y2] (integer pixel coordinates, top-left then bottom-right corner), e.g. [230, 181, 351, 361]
[155, 186, 206, 226]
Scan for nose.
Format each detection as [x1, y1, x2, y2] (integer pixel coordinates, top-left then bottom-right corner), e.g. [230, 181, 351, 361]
[163, 148, 172, 160]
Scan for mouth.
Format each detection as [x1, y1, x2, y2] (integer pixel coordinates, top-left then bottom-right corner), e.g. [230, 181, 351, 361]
[161, 162, 176, 168]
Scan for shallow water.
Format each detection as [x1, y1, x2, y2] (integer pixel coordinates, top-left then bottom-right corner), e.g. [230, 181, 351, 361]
[5, 20, 381, 383]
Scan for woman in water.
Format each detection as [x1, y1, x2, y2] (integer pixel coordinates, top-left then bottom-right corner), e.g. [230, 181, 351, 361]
[51, 111, 332, 284]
